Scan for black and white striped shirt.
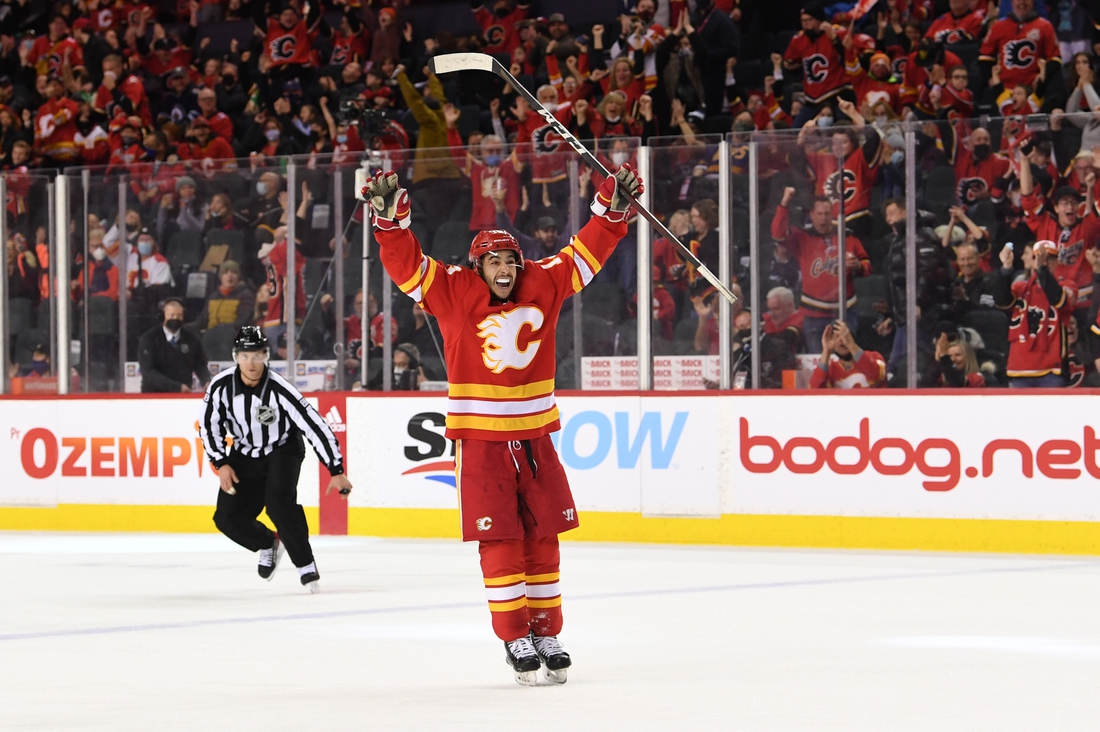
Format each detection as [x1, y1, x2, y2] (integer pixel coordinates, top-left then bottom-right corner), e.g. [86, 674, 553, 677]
[200, 366, 344, 475]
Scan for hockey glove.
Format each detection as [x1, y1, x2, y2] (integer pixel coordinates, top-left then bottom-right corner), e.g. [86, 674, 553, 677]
[362, 170, 411, 231]
[591, 163, 644, 223]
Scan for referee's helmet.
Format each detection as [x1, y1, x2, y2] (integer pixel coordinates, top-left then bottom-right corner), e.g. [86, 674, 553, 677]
[233, 326, 269, 356]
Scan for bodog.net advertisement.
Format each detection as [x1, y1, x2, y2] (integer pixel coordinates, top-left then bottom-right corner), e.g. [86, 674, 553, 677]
[732, 394, 1100, 521]
[0, 399, 319, 508]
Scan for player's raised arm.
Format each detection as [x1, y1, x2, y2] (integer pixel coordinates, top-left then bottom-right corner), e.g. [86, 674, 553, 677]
[364, 170, 474, 315]
[539, 164, 643, 297]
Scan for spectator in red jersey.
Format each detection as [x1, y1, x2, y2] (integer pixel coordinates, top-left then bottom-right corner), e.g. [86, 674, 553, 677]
[590, 91, 643, 139]
[925, 0, 986, 45]
[979, 0, 1061, 108]
[1018, 154, 1100, 317]
[784, 2, 850, 127]
[932, 331, 991, 387]
[326, 5, 370, 67]
[28, 14, 85, 79]
[95, 53, 150, 125]
[992, 239, 1077, 387]
[763, 286, 806, 354]
[471, 0, 529, 55]
[444, 105, 523, 231]
[939, 122, 1012, 208]
[900, 38, 963, 118]
[925, 64, 974, 119]
[796, 99, 881, 239]
[195, 87, 233, 142]
[177, 116, 235, 168]
[810, 319, 886, 388]
[35, 76, 82, 166]
[773, 186, 871, 349]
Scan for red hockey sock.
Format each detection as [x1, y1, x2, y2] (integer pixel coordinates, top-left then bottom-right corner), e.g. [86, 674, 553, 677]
[524, 535, 562, 637]
[478, 539, 530, 642]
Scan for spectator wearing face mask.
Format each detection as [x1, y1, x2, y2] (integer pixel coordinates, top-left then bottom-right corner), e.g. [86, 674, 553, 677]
[445, 106, 523, 231]
[95, 53, 151, 127]
[157, 175, 204, 242]
[19, 343, 51, 378]
[138, 297, 210, 393]
[73, 229, 119, 302]
[811, 319, 886, 388]
[472, 0, 529, 55]
[127, 228, 174, 292]
[900, 39, 963, 118]
[195, 86, 233, 142]
[105, 120, 147, 177]
[845, 45, 900, 117]
[940, 123, 1012, 207]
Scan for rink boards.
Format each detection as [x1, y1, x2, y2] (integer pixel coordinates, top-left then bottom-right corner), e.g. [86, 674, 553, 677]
[2, 392, 1099, 554]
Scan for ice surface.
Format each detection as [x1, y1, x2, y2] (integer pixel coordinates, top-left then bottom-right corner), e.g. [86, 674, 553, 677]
[2, 532, 1100, 731]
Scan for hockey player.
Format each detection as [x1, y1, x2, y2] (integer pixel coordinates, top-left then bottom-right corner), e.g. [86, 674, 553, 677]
[365, 164, 642, 686]
[200, 326, 352, 592]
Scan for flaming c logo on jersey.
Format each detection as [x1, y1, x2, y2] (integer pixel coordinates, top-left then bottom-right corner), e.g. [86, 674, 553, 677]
[803, 54, 829, 85]
[1002, 39, 1037, 70]
[477, 306, 544, 374]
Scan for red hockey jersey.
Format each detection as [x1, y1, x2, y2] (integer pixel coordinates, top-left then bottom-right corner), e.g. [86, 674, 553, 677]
[94, 73, 151, 126]
[806, 143, 878, 222]
[810, 349, 887, 388]
[376, 215, 627, 441]
[29, 36, 84, 77]
[331, 28, 369, 65]
[474, 2, 528, 54]
[265, 18, 313, 66]
[447, 127, 522, 231]
[515, 104, 574, 184]
[1021, 192, 1100, 308]
[980, 15, 1060, 91]
[1005, 269, 1076, 377]
[925, 9, 984, 44]
[263, 238, 306, 328]
[900, 49, 961, 111]
[771, 204, 871, 313]
[783, 30, 848, 104]
[953, 145, 1011, 205]
[35, 97, 82, 162]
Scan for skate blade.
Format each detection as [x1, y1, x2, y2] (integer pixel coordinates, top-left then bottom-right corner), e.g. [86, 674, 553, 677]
[543, 667, 567, 685]
[264, 545, 285, 582]
[513, 670, 538, 687]
[305, 581, 320, 594]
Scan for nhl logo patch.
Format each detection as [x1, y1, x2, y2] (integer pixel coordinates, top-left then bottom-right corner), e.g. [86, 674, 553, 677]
[256, 406, 277, 425]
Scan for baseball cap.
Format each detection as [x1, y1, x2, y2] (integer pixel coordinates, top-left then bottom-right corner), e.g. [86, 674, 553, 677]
[1053, 185, 1081, 204]
[153, 39, 172, 52]
[1034, 239, 1059, 255]
[73, 18, 91, 32]
[169, 66, 188, 79]
[534, 216, 558, 231]
[32, 342, 47, 354]
[548, 12, 566, 23]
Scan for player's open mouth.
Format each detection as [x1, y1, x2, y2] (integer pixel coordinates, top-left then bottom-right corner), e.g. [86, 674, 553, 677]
[495, 277, 512, 288]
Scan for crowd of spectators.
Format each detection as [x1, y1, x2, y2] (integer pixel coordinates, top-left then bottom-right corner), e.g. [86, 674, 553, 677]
[3, 0, 1100, 390]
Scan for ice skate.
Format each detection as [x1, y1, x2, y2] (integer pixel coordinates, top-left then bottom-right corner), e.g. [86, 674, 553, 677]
[257, 536, 284, 580]
[504, 636, 540, 686]
[298, 562, 320, 593]
[530, 633, 571, 684]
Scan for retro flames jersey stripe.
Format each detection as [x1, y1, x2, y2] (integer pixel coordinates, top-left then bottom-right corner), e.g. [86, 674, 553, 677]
[486, 584, 527, 602]
[528, 597, 562, 609]
[525, 572, 559, 583]
[571, 237, 602, 275]
[524, 582, 561, 599]
[484, 572, 526, 586]
[802, 293, 858, 310]
[420, 259, 439, 297]
[448, 378, 555, 400]
[398, 257, 429, 294]
[446, 408, 560, 433]
[447, 395, 557, 416]
[488, 597, 528, 612]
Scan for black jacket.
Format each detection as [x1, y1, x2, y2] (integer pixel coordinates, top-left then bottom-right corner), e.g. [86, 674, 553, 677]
[884, 212, 954, 328]
[138, 325, 211, 393]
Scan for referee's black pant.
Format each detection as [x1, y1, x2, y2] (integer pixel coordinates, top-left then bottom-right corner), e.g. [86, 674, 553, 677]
[213, 436, 314, 568]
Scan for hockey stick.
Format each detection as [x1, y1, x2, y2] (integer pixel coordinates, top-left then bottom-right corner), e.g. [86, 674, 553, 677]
[428, 52, 739, 305]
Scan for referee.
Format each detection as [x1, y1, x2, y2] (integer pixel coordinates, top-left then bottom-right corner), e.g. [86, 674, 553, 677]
[200, 326, 352, 593]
